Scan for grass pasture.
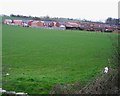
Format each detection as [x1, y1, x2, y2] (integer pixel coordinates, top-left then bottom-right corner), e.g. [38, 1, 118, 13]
[2, 25, 118, 94]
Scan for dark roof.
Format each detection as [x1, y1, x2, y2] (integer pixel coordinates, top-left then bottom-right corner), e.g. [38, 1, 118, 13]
[22, 20, 33, 23]
[44, 21, 53, 24]
[58, 22, 66, 25]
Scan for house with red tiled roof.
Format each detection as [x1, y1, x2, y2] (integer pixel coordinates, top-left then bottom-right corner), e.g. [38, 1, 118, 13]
[65, 22, 80, 30]
[22, 20, 33, 27]
[13, 20, 23, 26]
[31, 21, 44, 27]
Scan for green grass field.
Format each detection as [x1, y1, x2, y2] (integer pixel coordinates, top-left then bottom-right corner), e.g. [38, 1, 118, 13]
[2, 25, 118, 94]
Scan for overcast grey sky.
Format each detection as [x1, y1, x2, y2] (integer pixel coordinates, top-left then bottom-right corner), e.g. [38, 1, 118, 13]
[0, 0, 119, 21]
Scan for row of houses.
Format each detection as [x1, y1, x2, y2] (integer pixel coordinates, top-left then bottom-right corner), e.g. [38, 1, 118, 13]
[3, 19, 119, 32]
[3, 19, 65, 27]
[65, 22, 119, 32]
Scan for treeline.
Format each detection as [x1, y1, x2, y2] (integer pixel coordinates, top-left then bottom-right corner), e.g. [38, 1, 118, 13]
[10, 14, 41, 20]
[9, 14, 78, 22]
[9, 14, 102, 23]
[106, 17, 119, 25]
